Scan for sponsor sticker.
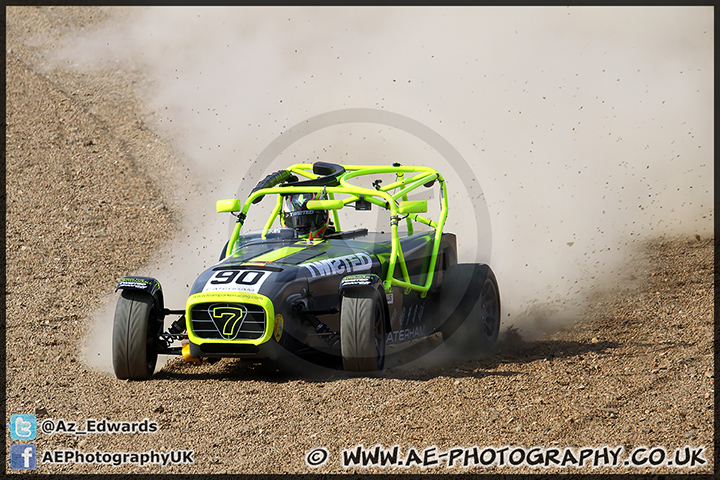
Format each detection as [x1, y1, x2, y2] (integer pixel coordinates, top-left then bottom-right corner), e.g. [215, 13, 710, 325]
[303, 253, 372, 278]
[340, 274, 374, 288]
[202, 270, 270, 293]
[387, 326, 426, 344]
[274, 314, 284, 342]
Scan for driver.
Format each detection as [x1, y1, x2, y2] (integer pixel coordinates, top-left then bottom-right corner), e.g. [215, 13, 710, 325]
[281, 192, 335, 239]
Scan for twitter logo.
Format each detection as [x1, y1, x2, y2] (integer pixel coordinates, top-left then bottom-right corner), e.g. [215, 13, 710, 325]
[10, 414, 37, 440]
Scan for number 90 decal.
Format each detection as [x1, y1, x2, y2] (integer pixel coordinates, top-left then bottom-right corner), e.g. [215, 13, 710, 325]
[202, 270, 270, 293]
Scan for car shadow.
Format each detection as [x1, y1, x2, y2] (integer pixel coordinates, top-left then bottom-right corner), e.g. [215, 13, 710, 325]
[152, 332, 622, 383]
[380, 332, 622, 381]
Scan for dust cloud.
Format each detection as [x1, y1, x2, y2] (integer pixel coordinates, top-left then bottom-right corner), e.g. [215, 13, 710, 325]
[58, 7, 713, 371]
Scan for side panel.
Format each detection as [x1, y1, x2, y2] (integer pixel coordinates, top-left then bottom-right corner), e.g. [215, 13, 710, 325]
[384, 232, 457, 343]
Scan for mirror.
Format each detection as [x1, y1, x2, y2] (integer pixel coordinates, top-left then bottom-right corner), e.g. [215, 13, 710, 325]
[216, 199, 242, 213]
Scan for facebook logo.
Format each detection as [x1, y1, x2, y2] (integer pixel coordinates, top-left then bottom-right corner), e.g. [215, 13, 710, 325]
[10, 414, 37, 440]
[10, 444, 37, 470]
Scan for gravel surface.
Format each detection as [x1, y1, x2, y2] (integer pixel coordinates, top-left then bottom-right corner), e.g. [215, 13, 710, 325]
[5, 6, 714, 475]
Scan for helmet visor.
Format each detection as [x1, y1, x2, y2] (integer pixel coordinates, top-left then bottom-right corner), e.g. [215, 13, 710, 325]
[283, 192, 318, 212]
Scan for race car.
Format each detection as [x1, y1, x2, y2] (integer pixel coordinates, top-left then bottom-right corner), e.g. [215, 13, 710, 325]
[111, 162, 500, 379]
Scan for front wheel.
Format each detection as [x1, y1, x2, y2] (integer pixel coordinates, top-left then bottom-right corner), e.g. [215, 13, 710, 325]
[340, 290, 386, 372]
[112, 290, 160, 380]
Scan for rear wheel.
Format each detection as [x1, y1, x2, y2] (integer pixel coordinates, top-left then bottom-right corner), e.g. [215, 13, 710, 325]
[438, 264, 501, 357]
[112, 290, 160, 380]
[340, 290, 386, 372]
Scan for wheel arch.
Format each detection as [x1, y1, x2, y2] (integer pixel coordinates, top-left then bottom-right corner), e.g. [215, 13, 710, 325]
[339, 274, 391, 333]
[116, 276, 165, 320]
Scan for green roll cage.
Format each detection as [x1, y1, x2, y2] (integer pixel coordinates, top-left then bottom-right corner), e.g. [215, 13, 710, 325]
[217, 164, 449, 297]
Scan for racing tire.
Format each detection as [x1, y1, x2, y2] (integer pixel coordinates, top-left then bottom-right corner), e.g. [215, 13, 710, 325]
[340, 290, 386, 372]
[437, 264, 501, 357]
[112, 290, 160, 380]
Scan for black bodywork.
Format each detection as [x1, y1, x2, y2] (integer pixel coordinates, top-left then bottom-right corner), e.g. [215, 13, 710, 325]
[183, 227, 457, 364]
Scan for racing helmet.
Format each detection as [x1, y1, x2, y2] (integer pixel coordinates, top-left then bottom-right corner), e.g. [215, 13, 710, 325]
[281, 192, 330, 238]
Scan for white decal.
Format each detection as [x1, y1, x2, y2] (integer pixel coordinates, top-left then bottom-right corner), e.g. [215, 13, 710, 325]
[202, 270, 270, 293]
[341, 276, 372, 287]
[303, 253, 372, 278]
[386, 326, 427, 344]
